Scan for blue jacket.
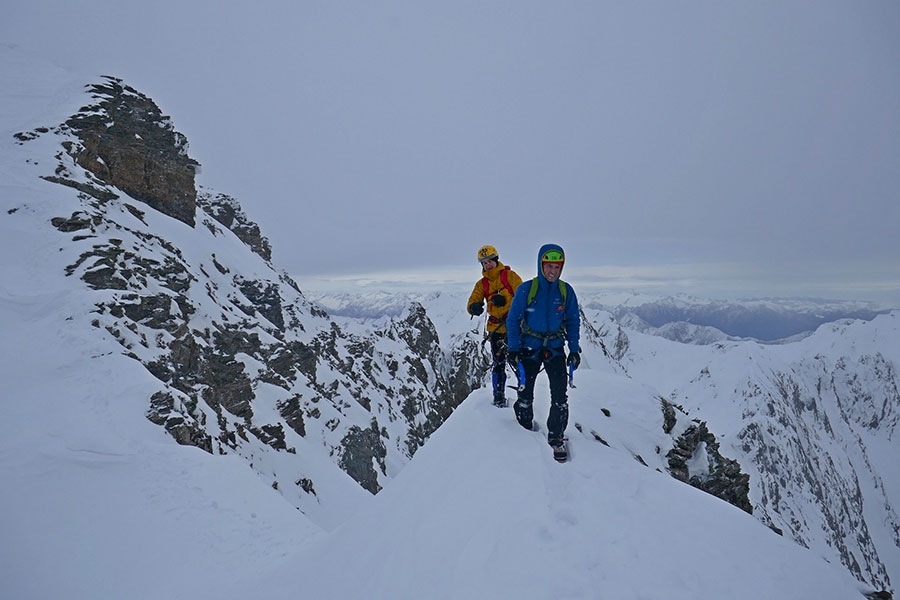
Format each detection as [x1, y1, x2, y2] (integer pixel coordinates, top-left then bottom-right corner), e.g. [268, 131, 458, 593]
[506, 243, 580, 355]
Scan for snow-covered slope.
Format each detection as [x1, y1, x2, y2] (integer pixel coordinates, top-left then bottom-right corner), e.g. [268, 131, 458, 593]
[315, 286, 900, 591]
[219, 381, 867, 600]
[2, 47, 896, 599]
[0, 156, 323, 597]
[0, 267, 873, 598]
[0, 299, 319, 599]
[607, 311, 900, 589]
[308, 289, 900, 593]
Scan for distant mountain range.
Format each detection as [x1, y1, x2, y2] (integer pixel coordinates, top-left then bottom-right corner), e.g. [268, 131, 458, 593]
[589, 294, 893, 342]
[311, 289, 895, 343]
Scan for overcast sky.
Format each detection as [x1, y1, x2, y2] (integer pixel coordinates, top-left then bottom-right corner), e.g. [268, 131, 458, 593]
[4, 1, 900, 301]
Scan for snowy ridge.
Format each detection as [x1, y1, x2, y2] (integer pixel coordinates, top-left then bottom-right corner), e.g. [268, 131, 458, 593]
[312, 287, 900, 591]
[223, 381, 867, 600]
[1, 47, 897, 598]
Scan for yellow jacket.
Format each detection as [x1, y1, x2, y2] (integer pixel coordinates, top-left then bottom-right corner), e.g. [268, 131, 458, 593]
[467, 261, 523, 334]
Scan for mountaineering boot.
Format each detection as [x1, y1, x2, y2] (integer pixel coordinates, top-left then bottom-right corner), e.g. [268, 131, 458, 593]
[549, 436, 568, 462]
[492, 393, 508, 408]
[514, 399, 535, 430]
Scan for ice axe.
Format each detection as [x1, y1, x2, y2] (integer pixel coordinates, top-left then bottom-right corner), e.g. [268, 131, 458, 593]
[508, 359, 544, 391]
[517, 361, 527, 392]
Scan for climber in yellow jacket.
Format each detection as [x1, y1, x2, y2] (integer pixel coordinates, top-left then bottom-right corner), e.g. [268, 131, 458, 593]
[467, 244, 523, 407]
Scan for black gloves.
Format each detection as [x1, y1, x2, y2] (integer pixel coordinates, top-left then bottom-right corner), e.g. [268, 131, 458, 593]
[566, 351, 581, 370]
[489, 294, 506, 307]
[507, 349, 520, 368]
[469, 302, 484, 316]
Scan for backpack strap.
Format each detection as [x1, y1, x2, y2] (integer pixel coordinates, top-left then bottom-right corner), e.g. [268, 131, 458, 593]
[483, 266, 515, 298]
[499, 266, 514, 296]
[526, 278, 539, 305]
[526, 277, 567, 305]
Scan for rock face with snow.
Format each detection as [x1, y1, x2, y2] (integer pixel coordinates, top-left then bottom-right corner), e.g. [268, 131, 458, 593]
[13, 78, 488, 500]
[598, 312, 900, 591]
[663, 404, 753, 515]
[39, 77, 200, 227]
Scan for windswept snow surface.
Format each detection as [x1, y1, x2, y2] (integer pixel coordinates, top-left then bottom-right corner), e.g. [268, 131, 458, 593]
[223, 375, 865, 600]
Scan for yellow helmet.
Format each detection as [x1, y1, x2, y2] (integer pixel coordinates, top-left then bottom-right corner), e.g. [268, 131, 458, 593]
[477, 245, 499, 263]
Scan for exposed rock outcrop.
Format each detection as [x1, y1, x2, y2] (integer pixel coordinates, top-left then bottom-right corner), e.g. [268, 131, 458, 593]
[197, 190, 272, 261]
[665, 414, 753, 514]
[17, 77, 484, 507]
[60, 77, 199, 226]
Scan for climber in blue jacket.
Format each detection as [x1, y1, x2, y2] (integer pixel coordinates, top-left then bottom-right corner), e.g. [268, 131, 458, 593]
[506, 243, 581, 453]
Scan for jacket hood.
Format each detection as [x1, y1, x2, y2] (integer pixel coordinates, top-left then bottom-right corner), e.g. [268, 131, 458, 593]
[536, 243, 565, 284]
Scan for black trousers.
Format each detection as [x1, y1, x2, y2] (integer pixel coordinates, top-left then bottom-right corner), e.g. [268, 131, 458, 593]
[514, 349, 568, 440]
[488, 331, 508, 398]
